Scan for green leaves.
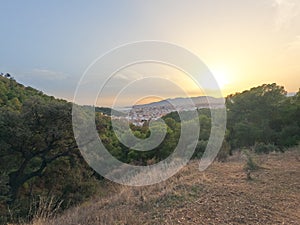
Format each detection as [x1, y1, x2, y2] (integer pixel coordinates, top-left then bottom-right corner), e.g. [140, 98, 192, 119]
[226, 83, 300, 150]
[0, 79, 101, 223]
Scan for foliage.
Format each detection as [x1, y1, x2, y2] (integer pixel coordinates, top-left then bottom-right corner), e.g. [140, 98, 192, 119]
[1, 75, 300, 223]
[226, 83, 300, 150]
[254, 142, 279, 154]
[217, 140, 231, 162]
[0, 76, 101, 223]
[0, 75, 54, 110]
[243, 149, 259, 172]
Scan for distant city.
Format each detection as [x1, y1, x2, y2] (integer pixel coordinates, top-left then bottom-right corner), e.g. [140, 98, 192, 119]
[110, 96, 225, 126]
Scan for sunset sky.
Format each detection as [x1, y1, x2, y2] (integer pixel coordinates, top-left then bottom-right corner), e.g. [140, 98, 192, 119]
[0, 0, 300, 106]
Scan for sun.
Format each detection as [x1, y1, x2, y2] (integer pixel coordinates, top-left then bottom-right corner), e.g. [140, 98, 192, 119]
[210, 68, 230, 89]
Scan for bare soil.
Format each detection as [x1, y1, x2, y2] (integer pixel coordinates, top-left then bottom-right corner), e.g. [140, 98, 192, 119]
[30, 149, 300, 225]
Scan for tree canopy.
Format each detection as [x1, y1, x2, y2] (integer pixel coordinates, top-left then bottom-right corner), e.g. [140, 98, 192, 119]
[226, 83, 300, 150]
[0, 76, 101, 223]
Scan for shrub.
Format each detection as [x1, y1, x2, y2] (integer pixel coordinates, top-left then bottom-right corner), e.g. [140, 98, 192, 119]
[217, 140, 231, 162]
[254, 142, 278, 154]
[193, 140, 208, 159]
[243, 150, 259, 171]
[0, 173, 10, 224]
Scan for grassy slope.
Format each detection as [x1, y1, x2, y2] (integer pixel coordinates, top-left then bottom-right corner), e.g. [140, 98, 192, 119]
[25, 149, 300, 225]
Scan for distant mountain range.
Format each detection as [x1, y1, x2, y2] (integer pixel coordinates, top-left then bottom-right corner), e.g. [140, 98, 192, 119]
[132, 96, 225, 109]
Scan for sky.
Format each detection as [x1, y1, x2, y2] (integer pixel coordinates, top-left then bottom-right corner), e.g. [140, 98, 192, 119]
[0, 0, 300, 106]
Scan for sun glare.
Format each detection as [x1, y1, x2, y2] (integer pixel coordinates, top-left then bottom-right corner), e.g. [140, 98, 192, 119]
[210, 68, 230, 89]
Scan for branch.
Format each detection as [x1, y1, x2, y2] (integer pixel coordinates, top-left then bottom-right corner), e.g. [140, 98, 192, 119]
[20, 151, 71, 185]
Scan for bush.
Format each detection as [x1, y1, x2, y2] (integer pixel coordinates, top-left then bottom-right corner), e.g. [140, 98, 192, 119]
[0, 173, 10, 224]
[217, 140, 231, 162]
[193, 140, 208, 159]
[254, 142, 278, 154]
[243, 150, 259, 171]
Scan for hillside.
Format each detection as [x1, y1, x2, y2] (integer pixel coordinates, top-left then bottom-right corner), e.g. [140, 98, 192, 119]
[95, 106, 126, 117]
[0, 76, 102, 224]
[132, 96, 224, 109]
[27, 149, 300, 225]
[1, 76, 300, 224]
[0, 75, 58, 110]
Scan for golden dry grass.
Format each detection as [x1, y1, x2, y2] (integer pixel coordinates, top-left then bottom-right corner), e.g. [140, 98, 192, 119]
[19, 149, 300, 225]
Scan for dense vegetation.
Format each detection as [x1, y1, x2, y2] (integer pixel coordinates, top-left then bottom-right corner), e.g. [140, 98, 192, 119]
[0, 74, 299, 224]
[0, 76, 101, 223]
[226, 83, 300, 152]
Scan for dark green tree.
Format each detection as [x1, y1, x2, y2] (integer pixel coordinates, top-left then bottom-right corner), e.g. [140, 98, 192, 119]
[0, 97, 77, 200]
[226, 83, 288, 149]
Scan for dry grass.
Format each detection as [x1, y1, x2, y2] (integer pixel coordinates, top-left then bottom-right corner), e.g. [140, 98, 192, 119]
[16, 149, 300, 225]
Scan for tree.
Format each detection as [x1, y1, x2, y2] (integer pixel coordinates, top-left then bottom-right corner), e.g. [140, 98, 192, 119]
[226, 83, 288, 149]
[0, 97, 77, 201]
[274, 89, 300, 147]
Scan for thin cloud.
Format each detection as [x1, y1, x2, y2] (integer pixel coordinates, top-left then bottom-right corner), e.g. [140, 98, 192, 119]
[275, 35, 300, 73]
[284, 36, 300, 67]
[287, 35, 300, 50]
[114, 68, 143, 81]
[272, 0, 300, 31]
[28, 68, 69, 80]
